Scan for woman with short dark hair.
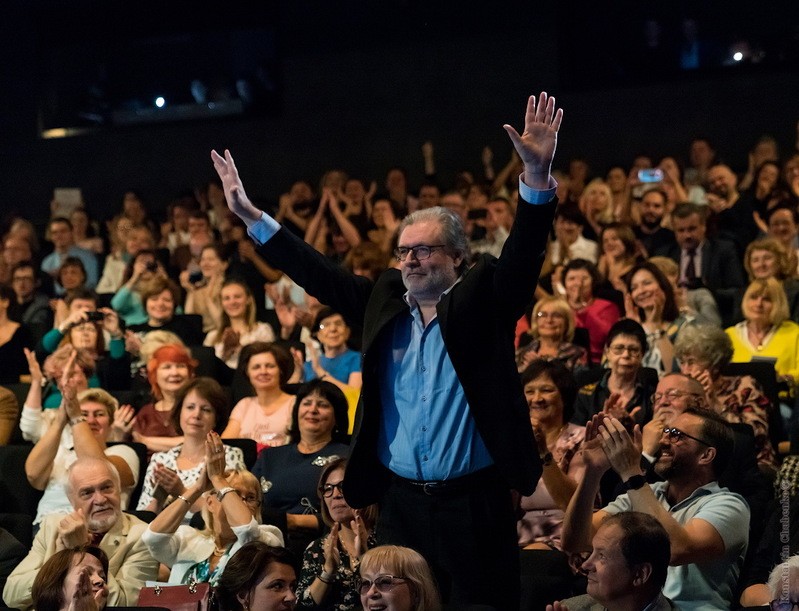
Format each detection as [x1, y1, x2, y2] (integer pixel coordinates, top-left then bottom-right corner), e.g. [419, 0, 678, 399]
[252, 380, 350, 558]
[295, 457, 377, 609]
[137, 377, 245, 516]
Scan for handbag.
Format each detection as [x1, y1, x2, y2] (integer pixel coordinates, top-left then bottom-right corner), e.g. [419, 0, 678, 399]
[137, 580, 212, 611]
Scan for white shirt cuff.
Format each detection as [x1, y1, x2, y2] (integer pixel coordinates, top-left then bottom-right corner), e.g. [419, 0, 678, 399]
[518, 174, 558, 205]
[246, 212, 281, 246]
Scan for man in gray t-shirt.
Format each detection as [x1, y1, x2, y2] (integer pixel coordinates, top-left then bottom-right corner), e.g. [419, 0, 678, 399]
[562, 408, 749, 611]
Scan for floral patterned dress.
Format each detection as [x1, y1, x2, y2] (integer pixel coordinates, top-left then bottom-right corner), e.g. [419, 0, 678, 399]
[714, 374, 777, 470]
[296, 531, 376, 610]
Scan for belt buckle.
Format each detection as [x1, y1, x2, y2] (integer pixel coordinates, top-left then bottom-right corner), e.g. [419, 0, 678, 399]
[422, 481, 443, 495]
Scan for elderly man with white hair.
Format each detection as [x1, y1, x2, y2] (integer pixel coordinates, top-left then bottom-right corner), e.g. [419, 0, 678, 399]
[3, 457, 157, 610]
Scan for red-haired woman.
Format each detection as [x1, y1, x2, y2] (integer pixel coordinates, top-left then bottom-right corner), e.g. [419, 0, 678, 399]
[132, 344, 197, 454]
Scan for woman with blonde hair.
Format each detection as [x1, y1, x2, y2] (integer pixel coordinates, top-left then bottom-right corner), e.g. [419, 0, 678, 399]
[578, 179, 614, 240]
[142, 431, 283, 585]
[744, 237, 798, 282]
[358, 545, 441, 611]
[726, 278, 799, 402]
[516, 296, 586, 371]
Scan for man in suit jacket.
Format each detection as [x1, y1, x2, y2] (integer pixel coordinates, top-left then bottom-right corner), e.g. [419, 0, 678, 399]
[553, 513, 677, 611]
[656, 202, 745, 325]
[3, 457, 157, 610]
[212, 92, 562, 609]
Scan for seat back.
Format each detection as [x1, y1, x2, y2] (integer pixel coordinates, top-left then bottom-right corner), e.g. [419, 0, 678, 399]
[0, 444, 43, 516]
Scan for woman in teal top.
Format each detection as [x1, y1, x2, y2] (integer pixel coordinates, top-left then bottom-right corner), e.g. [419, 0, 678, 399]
[110, 249, 170, 326]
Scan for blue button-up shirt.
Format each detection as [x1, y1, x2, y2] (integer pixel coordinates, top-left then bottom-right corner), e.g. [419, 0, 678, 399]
[376, 291, 493, 480]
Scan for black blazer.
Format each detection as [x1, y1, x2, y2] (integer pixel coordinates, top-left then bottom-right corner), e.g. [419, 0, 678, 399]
[258, 198, 557, 507]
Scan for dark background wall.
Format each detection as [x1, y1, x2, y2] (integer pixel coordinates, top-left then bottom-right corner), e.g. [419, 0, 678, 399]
[1, 1, 797, 225]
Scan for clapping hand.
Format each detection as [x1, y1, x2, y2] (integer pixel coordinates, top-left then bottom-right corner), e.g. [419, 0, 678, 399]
[24, 347, 43, 384]
[323, 522, 342, 574]
[111, 405, 136, 439]
[351, 511, 369, 564]
[205, 431, 228, 487]
[152, 463, 185, 497]
[581, 413, 611, 474]
[598, 416, 644, 480]
[602, 392, 641, 426]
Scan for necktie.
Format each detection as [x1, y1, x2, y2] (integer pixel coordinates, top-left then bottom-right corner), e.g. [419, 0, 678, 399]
[685, 248, 697, 287]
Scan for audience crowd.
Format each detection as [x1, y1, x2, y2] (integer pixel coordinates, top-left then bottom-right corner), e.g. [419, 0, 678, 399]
[1, 122, 799, 611]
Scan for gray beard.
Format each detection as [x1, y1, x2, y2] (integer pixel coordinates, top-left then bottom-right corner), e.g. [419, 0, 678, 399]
[87, 510, 120, 534]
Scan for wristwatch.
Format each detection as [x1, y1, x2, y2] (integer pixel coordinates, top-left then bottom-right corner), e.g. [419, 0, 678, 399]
[540, 452, 554, 467]
[69, 415, 87, 426]
[620, 474, 647, 493]
[216, 487, 236, 502]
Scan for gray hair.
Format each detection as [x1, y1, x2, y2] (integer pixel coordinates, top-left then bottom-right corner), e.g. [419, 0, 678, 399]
[768, 554, 799, 601]
[674, 324, 733, 371]
[398, 206, 471, 274]
[65, 457, 121, 502]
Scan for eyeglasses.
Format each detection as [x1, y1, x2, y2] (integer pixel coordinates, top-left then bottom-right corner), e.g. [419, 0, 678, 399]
[319, 482, 345, 498]
[662, 427, 711, 447]
[236, 492, 261, 507]
[318, 320, 346, 330]
[607, 344, 642, 356]
[770, 600, 799, 611]
[358, 575, 408, 595]
[650, 390, 701, 404]
[393, 244, 447, 262]
[536, 311, 565, 320]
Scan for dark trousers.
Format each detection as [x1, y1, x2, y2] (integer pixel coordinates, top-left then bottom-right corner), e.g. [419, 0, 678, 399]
[375, 468, 518, 610]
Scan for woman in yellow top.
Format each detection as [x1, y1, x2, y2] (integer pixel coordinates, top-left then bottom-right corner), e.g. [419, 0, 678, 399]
[725, 278, 799, 416]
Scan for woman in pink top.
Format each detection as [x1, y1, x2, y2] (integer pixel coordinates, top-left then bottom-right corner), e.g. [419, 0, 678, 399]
[222, 342, 295, 451]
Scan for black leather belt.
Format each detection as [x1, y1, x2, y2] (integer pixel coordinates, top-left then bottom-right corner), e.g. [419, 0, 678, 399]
[392, 466, 497, 496]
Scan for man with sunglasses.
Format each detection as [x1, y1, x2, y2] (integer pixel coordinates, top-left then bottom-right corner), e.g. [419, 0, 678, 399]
[562, 408, 749, 610]
[212, 93, 563, 609]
